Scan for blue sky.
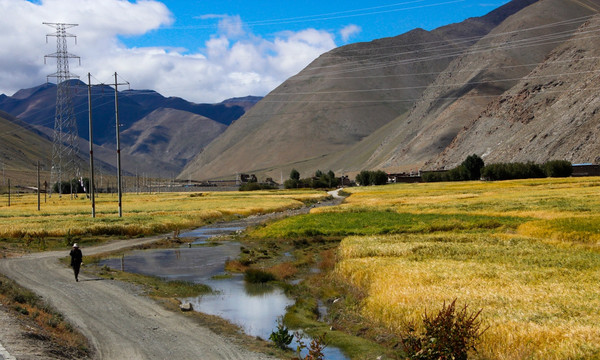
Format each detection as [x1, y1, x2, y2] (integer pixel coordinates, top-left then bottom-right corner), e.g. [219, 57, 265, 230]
[1, 0, 509, 103]
[121, 0, 510, 51]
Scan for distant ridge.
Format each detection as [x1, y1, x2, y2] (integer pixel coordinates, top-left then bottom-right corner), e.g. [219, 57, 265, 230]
[0, 82, 259, 177]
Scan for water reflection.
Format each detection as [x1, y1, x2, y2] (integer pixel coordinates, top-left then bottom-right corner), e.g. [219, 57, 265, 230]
[179, 226, 244, 245]
[184, 276, 294, 339]
[98, 224, 349, 360]
[99, 243, 240, 281]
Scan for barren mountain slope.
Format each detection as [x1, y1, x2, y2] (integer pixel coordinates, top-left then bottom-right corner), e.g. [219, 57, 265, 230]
[0, 111, 53, 174]
[179, 0, 536, 180]
[120, 108, 227, 172]
[370, 0, 600, 172]
[426, 13, 600, 169]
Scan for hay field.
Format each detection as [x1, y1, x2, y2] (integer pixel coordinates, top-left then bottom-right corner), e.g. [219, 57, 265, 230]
[333, 178, 600, 359]
[0, 189, 326, 240]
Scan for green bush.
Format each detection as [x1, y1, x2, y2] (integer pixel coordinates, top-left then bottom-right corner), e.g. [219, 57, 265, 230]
[244, 268, 276, 283]
[269, 317, 294, 350]
[481, 162, 546, 181]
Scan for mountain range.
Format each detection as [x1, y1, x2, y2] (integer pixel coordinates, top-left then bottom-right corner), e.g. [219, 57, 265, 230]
[0, 81, 260, 178]
[2, 0, 600, 183]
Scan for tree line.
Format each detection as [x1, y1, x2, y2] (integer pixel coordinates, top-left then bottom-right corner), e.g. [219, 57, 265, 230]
[422, 155, 572, 182]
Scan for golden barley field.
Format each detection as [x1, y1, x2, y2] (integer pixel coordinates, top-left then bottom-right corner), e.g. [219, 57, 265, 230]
[0, 189, 326, 240]
[332, 178, 600, 359]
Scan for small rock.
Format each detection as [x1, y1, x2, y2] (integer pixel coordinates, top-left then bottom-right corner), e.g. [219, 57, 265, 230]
[179, 302, 193, 312]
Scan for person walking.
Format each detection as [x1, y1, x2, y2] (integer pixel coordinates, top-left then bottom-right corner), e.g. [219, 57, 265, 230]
[69, 243, 83, 282]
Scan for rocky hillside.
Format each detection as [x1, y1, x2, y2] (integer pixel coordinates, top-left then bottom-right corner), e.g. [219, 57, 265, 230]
[426, 12, 600, 168]
[367, 0, 600, 172]
[179, 0, 538, 180]
[180, 0, 600, 181]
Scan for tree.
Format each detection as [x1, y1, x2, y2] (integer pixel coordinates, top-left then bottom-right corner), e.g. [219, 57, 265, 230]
[370, 170, 388, 185]
[290, 169, 300, 181]
[355, 170, 372, 186]
[462, 154, 485, 180]
[544, 160, 572, 177]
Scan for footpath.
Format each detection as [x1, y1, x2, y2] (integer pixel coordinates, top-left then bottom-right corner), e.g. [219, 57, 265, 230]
[0, 341, 16, 360]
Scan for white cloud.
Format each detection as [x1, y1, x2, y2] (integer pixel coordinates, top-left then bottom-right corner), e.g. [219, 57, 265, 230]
[340, 24, 362, 42]
[0, 1, 338, 103]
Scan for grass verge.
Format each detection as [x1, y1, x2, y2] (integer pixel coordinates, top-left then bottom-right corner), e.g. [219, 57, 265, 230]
[0, 273, 91, 359]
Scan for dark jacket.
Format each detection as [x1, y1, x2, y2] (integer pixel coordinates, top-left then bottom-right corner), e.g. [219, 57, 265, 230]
[70, 248, 83, 267]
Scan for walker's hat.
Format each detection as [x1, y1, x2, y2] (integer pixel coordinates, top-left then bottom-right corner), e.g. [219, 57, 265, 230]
[73, 243, 79, 248]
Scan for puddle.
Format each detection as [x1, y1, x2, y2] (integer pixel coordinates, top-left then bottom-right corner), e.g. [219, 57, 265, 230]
[99, 223, 349, 360]
[184, 276, 294, 339]
[179, 226, 244, 245]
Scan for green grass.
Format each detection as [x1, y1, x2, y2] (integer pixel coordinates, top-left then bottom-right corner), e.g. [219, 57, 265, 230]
[251, 211, 527, 238]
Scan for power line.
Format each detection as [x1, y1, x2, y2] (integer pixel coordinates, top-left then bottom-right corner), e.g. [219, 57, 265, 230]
[1, 15, 598, 143]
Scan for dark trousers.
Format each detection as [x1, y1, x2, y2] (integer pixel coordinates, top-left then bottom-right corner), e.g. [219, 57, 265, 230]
[72, 263, 81, 281]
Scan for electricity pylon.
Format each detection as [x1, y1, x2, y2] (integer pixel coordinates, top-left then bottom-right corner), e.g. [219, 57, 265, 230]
[44, 22, 81, 197]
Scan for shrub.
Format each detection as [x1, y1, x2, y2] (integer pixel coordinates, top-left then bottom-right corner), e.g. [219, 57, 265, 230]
[269, 317, 294, 350]
[295, 332, 327, 360]
[401, 299, 486, 360]
[244, 268, 276, 283]
[370, 170, 389, 185]
[355, 170, 372, 186]
[284, 169, 339, 189]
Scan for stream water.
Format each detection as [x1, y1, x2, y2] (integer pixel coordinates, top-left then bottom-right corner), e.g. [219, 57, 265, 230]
[99, 224, 348, 359]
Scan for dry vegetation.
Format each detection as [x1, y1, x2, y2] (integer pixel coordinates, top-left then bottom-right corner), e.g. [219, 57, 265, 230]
[330, 178, 600, 359]
[0, 189, 326, 251]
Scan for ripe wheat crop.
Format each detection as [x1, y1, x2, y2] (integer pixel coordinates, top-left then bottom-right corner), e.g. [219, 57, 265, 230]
[330, 178, 600, 359]
[0, 190, 327, 240]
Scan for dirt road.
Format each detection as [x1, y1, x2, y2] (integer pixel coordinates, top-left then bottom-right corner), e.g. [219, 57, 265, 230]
[0, 234, 276, 359]
[0, 190, 345, 359]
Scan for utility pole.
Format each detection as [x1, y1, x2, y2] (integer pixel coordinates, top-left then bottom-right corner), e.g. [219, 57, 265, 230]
[44, 22, 80, 198]
[37, 161, 41, 211]
[113, 72, 129, 217]
[87, 73, 96, 217]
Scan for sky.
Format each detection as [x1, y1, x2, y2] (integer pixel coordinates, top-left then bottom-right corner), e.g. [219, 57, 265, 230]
[0, 0, 510, 103]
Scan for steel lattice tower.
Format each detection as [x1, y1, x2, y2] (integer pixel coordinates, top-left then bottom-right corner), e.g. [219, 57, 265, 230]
[44, 22, 81, 197]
